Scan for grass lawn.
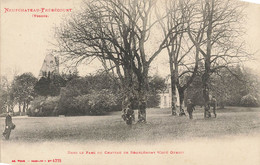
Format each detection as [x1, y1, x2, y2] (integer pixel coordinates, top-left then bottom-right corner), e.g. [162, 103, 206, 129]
[1, 106, 260, 165]
[1, 106, 260, 142]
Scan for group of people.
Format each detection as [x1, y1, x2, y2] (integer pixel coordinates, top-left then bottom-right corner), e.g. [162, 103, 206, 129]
[184, 96, 217, 119]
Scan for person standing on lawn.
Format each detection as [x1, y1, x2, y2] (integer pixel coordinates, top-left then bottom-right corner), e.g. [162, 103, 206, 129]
[2, 111, 15, 140]
[187, 99, 195, 119]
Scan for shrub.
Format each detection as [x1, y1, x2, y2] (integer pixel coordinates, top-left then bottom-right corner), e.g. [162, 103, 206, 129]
[27, 96, 45, 116]
[27, 96, 60, 116]
[42, 96, 60, 116]
[240, 94, 259, 107]
[74, 95, 91, 114]
[147, 93, 160, 108]
[87, 89, 119, 115]
[60, 95, 89, 116]
[58, 89, 121, 116]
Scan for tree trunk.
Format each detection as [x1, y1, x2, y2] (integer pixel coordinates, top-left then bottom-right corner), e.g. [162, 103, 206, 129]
[220, 103, 224, 109]
[121, 91, 135, 125]
[219, 97, 225, 109]
[19, 102, 21, 115]
[178, 88, 185, 114]
[137, 89, 147, 123]
[202, 68, 211, 118]
[22, 101, 26, 113]
[170, 70, 177, 116]
[137, 68, 148, 123]
[203, 0, 214, 118]
[26, 102, 29, 111]
[121, 67, 136, 125]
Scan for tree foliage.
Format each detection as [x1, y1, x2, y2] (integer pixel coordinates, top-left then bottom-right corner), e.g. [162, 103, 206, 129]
[186, 66, 260, 107]
[11, 73, 37, 113]
[58, 73, 122, 115]
[210, 66, 260, 107]
[27, 96, 59, 116]
[147, 75, 167, 108]
[0, 87, 8, 114]
[34, 75, 66, 96]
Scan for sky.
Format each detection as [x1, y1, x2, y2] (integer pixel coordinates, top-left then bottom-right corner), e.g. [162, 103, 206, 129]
[1, 0, 260, 80]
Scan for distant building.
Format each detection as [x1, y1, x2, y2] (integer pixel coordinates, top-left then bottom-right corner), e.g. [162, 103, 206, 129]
[159, 76, 180, 108]
[38, 54, 59, 78]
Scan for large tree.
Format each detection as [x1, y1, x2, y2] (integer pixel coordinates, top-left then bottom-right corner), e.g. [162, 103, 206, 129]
[56, 0, 173, 123]
[157, 0, 201, 115]
[11, 73, 37, 114]
[184, 0, 249, 117]
[0, 86, 8, 114]
[0, 69, 19, 113]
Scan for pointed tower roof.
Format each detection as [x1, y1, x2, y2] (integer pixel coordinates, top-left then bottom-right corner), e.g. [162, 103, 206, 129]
[38, 54, 59, 78]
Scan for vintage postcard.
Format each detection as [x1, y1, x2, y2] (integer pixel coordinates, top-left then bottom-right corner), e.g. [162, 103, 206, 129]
[1, 0, 260, 164]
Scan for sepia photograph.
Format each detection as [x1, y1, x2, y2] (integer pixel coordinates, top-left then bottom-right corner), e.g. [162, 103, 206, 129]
[1, 0, 260, 164]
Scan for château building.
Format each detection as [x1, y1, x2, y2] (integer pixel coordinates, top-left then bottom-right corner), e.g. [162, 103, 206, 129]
[159, 75, 180, 108]
[38, 54, 59, 78]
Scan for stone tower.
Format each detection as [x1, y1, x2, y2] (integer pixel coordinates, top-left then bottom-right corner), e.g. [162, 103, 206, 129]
[38, 54, 59, 78]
